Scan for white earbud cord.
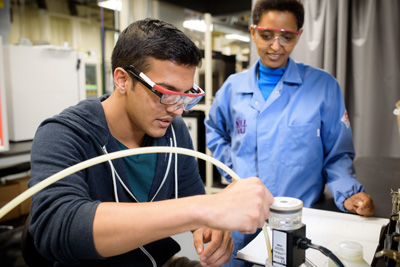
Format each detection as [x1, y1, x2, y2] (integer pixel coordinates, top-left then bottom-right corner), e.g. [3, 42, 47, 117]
[102, 146, 156, 266]
[102, 146, 137, 203]
[150, 139, 173, 202]
[171, 126, 178, 199]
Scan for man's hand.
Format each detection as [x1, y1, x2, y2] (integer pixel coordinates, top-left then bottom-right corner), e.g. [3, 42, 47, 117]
[193, 228, 233, 267]
[344, 192, 374, 216]
[202, 177, 274, 234]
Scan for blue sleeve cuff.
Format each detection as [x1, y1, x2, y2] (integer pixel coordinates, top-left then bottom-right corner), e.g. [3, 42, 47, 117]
[334, 185, 365, 213]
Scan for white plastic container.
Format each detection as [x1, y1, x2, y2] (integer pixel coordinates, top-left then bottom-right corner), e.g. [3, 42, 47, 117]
[328, 241, 370, 267]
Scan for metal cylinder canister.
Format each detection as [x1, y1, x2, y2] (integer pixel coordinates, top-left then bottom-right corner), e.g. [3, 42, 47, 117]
[268, 197, 306, 267]
[269, 197, 303, 231]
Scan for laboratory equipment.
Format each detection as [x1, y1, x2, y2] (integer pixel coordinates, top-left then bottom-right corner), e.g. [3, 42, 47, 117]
[0, 37, 9, 152]
[328, 241, 369, 267]
[266, 197, 345, 267]
[389, 188, 400, 249]
[269, 197, 305, 266]
[375, 249, 400, 266]
[376, 188, 400, 267]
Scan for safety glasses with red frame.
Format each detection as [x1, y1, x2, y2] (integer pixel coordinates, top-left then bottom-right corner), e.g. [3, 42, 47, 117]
[123, 65, 205, 111]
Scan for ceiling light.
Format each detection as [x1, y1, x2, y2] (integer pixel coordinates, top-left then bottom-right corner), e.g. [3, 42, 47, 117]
[183, 20, 213, 32]
[225, 34, 250, 42]
[98, 0, 122, 11]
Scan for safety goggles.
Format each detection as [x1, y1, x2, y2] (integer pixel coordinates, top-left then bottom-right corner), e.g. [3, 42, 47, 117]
[253, 26, 300, 47]
[123, 65, 204, 111]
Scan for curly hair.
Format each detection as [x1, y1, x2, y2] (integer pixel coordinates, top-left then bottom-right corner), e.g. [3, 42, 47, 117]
[252, 0, 305, 30]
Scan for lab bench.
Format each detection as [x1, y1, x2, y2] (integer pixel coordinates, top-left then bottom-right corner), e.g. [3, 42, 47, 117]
[312, 156, 400, 219]
[292, 156, 400, 267]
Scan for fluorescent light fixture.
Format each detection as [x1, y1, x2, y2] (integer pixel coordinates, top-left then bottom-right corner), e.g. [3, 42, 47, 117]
[225, 34, 250, 42]
[98, 0, 122, 11]
[183, 20, 213, 32]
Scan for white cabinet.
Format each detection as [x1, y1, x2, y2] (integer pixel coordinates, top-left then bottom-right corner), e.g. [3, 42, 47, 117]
[3, 45, 86, 141]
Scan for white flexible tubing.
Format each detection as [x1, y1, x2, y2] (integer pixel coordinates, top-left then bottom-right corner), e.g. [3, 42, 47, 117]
[0, 146, 240, 220]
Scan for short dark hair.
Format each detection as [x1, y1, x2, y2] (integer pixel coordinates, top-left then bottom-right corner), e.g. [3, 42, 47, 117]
[252, 0, 305, 30]
[111, 18, 202, 75]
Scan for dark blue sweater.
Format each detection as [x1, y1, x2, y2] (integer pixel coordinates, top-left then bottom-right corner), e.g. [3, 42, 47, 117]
[28, 95, 205, 266]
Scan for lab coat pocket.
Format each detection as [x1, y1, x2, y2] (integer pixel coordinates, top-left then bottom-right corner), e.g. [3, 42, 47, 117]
[278, 123, 322, 168]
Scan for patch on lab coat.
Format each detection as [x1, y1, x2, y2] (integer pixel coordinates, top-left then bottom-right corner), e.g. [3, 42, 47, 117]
[341, 111, 350, 129]
[236, 119, 247, 134]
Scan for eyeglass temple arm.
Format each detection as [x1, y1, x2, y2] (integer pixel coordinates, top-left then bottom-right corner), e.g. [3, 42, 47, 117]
[125, 65, 141, 76]
[124, 67, 153, 91]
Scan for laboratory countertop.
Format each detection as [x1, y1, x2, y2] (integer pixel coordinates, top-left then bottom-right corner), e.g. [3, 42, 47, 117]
[0, 141, 32, 178]
[312, 156, 400, 219]
[0, 141, 32, 179]
[307, 156, 400, 267]
[0, 141, 32, 158]
[354, 156, 400, 218]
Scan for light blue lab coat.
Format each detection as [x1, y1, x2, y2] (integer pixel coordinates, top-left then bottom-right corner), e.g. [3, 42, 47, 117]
[205, 58, 364, 266]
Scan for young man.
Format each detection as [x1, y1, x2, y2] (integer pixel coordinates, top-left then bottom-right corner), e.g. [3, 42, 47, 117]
[28, 18, 274, 267]
[205, 0, 374, 266]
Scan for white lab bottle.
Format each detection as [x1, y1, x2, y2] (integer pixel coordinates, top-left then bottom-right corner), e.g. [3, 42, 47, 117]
[328, 241, 370, 267]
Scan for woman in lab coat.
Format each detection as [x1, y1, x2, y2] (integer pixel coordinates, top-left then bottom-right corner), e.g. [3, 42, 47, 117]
[205, 0, 374, 266]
